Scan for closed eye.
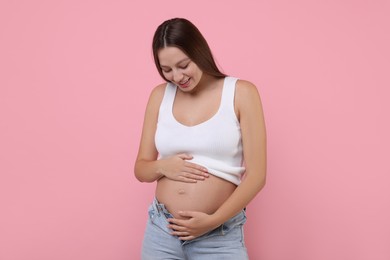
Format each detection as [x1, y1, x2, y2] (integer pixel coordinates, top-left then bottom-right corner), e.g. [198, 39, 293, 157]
[179, 62, 190, 69]
[161, 61, 190, 72]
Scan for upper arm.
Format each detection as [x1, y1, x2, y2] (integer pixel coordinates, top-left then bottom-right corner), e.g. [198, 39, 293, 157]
[135, 83, 166, 162]
[235, 80, 267, 180]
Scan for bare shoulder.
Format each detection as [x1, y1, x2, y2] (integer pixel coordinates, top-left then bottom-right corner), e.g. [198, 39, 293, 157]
[236, 79, 260, 96]
[235, 79, 266, 132]
[149, 82, 167, 103]
[235, 79, 262, 106]
[144, 82, 167, 111]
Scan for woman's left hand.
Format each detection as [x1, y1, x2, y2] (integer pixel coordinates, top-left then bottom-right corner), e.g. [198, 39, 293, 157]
[167, 211, 219, 241]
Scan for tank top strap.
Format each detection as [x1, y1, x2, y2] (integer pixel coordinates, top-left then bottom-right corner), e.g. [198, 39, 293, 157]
[220, 76, 239, 113]
[159, 82, 177, 118]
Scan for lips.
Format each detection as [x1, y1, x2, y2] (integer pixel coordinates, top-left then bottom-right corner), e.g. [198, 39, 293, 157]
[178, 78, 190, 88]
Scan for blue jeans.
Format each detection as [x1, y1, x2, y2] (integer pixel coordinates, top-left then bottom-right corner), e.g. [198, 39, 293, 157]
[141, 198, 249, 260]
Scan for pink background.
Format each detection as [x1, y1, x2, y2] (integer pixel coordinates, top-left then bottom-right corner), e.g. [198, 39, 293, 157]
[1, 1, 389, 259]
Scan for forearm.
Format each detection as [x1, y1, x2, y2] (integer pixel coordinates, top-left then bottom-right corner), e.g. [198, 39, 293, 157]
[134, 159, 164, 183]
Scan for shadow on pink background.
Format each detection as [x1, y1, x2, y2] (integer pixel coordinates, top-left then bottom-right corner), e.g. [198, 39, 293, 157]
[1, 1, 389, 259]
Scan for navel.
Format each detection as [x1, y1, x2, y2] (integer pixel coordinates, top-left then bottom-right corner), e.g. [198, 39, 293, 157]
[177, 189, 186, 195]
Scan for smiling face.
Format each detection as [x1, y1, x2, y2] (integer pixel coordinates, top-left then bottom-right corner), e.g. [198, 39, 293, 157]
[158, 47, 204, 92]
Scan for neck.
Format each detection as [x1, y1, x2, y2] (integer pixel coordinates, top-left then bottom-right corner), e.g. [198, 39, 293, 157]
[189, 74, 222, 96]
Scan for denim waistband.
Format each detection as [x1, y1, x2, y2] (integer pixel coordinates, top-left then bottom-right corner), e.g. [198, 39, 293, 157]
[149, 197, 247, 245]
[151, 197, 173, 219]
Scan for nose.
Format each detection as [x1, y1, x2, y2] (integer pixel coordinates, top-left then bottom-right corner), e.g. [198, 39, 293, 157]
[172, 69, 183, 83]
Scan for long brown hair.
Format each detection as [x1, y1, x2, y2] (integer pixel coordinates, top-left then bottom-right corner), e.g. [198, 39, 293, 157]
[152, 18, 226, 81]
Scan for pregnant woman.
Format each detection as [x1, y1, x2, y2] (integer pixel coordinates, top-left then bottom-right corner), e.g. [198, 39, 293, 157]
[135, 18, 267, 259]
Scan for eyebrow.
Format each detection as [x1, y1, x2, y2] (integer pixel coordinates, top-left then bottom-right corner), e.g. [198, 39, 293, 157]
[160, 58, 190, 68]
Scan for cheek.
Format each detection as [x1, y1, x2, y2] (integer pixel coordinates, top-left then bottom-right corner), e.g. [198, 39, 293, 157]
[189, 65, 201, 78]
[162, 72, 172, 80]
[186, 67, 197, 77]
[194, 69, 202, 79]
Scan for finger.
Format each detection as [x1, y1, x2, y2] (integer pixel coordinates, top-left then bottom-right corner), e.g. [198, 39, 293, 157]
[184, 162, 209, 173]
[171, 230, 190, 236]
[168, 224, 187, 232]
[177, 176, 198, 183]
[177, 153, 193, 160]
[182, 173, 205, 181]
[177, 210, 195, 218]
[182, 167, 209, 178]
[167, 218, 183, 225]
[178, 235, 195, 241]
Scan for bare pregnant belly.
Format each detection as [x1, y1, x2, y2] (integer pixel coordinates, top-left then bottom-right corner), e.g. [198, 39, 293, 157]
[155, 175, 237, 219]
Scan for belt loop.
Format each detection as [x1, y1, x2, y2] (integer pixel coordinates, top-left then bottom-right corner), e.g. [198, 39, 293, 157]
[153, 198, 161, 216]
[220, 224, 225, 235]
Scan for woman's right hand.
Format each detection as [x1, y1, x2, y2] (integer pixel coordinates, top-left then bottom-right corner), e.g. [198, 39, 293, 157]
[159, 154, 209, 183]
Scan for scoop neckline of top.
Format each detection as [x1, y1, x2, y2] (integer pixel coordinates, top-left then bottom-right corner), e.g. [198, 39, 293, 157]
[170, 77, 228, 128]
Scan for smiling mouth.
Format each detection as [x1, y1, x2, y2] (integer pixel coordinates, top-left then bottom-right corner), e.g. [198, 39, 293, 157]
[179, 78, 190, 85]
[177, 78, 191, 88]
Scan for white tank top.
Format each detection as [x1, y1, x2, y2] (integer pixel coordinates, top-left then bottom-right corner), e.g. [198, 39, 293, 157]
[155, 77, 245, 185]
